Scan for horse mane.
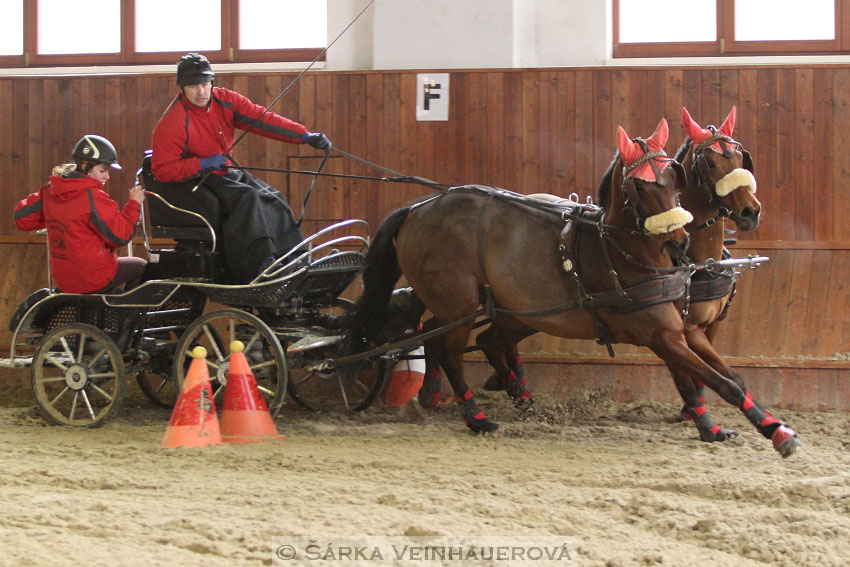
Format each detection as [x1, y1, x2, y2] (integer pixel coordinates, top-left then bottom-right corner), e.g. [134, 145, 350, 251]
[596, 151, 622, 208]
[673, 137, 692, 163]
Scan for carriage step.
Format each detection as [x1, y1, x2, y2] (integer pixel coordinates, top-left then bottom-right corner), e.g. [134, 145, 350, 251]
[0, 356, 33, 369]
[286, 334, 345, 354]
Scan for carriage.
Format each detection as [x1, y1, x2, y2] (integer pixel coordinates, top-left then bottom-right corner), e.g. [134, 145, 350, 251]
[1, 151, 407, 427]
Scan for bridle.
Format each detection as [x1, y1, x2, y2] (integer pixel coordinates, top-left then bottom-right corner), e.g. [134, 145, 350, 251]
[620, 137, 683, 236]
[689, 126, 753, 231]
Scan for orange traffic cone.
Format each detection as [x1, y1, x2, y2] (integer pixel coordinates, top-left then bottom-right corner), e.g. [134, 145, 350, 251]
[219, 341, 285, 444]
[383, 346, 426, 406]
[161, 346, 222, 448]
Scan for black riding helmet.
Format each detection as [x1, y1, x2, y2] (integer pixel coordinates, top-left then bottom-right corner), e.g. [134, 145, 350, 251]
[72, 135, 122, 171]
[177, 53, 215, 86]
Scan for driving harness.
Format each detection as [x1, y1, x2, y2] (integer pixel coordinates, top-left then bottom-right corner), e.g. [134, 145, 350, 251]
[438, 185, 691, 356]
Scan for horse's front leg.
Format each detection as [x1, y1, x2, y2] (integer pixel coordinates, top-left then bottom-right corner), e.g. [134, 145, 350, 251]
[685, 326, 763, 407]
[665, 356, 740, 443]
[652, 330, 801, 457]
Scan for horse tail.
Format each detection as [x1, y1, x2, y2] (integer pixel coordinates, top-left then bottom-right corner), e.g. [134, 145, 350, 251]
[350, 206, 411, 344]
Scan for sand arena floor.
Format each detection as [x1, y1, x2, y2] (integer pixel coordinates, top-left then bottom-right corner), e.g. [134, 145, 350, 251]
[0, 383, 848, 567]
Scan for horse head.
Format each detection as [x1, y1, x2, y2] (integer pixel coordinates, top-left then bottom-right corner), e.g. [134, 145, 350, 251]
[680, 106, 762, 231]
[609, 118, 693, 261]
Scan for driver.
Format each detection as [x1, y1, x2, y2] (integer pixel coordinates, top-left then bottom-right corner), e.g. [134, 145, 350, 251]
[151, 53, 331, 283]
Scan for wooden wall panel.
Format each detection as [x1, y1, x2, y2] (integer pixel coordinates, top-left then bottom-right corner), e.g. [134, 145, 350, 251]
[2, 66, 849, 374]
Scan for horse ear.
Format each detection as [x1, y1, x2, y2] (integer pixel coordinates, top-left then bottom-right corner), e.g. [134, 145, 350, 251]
[617, 125, 639, 163]
[645, 118, 669, 152]
[681, 107, 706, 144]
[742, 149, 754, 173]
[719, 106, 737, 136]
[671, 161, 688, 191]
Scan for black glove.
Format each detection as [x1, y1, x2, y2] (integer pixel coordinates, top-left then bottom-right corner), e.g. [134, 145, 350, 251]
[302, 132, 332, 151]
[199, 154, 228, 172]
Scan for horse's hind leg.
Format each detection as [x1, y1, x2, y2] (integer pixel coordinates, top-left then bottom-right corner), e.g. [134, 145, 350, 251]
[438, 323, 499, 433]
[417, 318, 445, 409]
[477, 325, 533, 408]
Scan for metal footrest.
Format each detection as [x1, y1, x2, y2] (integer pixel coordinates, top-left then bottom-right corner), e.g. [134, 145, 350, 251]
[0, 356, 33, 369]
[286, 333, 345, 354]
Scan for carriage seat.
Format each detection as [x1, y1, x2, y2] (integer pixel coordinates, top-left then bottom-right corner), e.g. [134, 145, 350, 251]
[140, 150, 223, 242]
[139, 150, 227, 281]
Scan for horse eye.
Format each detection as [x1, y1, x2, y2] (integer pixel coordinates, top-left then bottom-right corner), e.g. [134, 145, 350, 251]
[706, 160, 716, 169]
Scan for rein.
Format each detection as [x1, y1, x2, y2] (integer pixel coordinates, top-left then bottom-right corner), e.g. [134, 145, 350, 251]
[191, 0, 375, 195]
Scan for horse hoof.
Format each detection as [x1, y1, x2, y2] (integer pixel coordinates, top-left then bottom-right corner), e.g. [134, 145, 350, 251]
[772, 425, 802, 458]
[698, 427, 738, 443]
[716, 428, 739, 442]
[512, 396, 534, 412]
[417, 377, 442, 409]
[482, 374, 506, 391]
[679, 405, 693, 422]
[466, 418, 499, 434]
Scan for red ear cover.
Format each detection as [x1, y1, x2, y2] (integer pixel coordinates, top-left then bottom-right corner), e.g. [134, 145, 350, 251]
[617, 118, 670, 181]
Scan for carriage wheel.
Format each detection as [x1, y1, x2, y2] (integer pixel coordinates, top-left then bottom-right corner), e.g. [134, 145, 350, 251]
[283, 299, 390, 412]
[173, 309, 287, 414]
[286, 354, 390, 413]
[135, 330, 180, 408]
[31, 323, 126, 427]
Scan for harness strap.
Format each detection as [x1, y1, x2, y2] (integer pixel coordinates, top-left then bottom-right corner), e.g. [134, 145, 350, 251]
[328, 307, 488, 368]
[475, 193, 498, 318]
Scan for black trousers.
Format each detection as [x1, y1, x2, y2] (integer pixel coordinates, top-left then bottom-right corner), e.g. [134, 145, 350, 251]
[203, 170, 304, 283]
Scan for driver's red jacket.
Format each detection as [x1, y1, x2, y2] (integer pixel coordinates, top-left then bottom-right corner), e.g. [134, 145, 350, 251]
[14, 172, 140, 293]
[151, 87, 308, 182]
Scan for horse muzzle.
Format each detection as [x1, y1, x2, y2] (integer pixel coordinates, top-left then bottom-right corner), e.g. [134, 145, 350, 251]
[731, 204, 761, 231]
[663, 232, 691, 260]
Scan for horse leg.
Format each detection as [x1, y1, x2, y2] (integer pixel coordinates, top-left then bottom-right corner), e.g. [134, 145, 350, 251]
[678, 327, 710, 421]
[666, 358, 740, 442]
[678, 323, 766, 420]
[479, 326, 508, 391]
[417, 319, 444, 409]
[477, 325, 533, 409]
[439, 324, 499, 433]
[652, 330, 801, 457]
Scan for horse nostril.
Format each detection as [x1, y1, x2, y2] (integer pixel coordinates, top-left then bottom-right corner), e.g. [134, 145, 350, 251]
[741, 206, 753, 218]
[663, 235, 690, 259]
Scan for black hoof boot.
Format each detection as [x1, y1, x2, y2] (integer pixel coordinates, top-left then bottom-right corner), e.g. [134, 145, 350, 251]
[457, 390, 498, 433]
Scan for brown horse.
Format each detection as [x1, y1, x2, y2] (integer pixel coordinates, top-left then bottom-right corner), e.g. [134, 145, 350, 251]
[351, 119, 800, 457]
[673, 106, 763, 421]
[474, 107, 769, 439]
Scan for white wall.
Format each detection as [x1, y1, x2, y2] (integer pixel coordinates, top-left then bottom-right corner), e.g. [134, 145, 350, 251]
[372, 0, 516, 70]
[326, 0, 374, 70]
[513, 0, 611, 67]
[326, 0, 611, 71]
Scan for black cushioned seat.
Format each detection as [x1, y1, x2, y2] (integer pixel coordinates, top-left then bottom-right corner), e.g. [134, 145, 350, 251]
[140, 150, 222, 240]
[139, 150, 227, 281]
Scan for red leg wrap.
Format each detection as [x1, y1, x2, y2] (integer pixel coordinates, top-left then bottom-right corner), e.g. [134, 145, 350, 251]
[455, 388, 473, 403]
[759, 414, 779, 428]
